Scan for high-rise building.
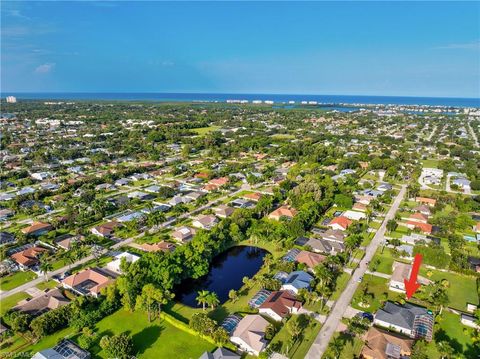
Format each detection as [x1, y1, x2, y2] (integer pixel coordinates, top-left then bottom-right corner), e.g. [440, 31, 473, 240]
[6, 96, 17, 103]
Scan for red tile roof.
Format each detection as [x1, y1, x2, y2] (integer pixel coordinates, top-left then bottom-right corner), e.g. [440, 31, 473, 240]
[328, 216, 352, 230]
[260, 291, 302, 318]
[11, 246, 48, 267]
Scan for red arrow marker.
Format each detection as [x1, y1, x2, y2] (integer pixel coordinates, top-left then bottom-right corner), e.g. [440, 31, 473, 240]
[404, 254, 423, 299]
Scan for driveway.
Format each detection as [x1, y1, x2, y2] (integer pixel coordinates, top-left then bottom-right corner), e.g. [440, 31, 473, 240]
[305, 185, 407, 359]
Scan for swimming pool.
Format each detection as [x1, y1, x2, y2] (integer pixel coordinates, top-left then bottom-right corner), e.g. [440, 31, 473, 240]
[248, 289, 272, 308]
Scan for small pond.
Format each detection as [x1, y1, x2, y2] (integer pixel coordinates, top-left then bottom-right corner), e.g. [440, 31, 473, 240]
[175, 245, 268, 307]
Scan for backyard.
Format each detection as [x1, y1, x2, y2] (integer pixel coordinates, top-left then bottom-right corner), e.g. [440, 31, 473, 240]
[86, 309, 215, 359]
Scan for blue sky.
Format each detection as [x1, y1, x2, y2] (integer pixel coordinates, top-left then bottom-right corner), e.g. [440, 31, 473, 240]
[1, 1, 479, 97]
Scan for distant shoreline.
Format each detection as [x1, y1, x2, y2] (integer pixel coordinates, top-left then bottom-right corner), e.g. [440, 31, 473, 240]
[2, 92, 479, 108]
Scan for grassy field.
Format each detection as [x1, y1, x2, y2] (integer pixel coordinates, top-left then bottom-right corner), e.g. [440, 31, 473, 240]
[425, 311, 480, 358]
[421, 159, 439, 168]
[420, 269, 479, 311]
[192, 126, 221, 135]
[270, 133, 295, 140]
[90, 309, 215, 358]
[0, 271, 37, 291]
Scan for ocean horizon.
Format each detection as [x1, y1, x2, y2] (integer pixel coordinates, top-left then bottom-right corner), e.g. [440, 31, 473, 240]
[2, 92, 480, 108]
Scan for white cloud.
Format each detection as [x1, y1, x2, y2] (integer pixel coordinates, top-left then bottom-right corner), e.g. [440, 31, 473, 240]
[434, 40, 480, 50]
[34, 62, 55, 74]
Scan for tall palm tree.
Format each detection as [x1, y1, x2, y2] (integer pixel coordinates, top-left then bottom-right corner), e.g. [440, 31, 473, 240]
[63, 250, 75, 270]
[39, 257, 53, 282]
[196, 290, 210, 311]
[206, 292, 220, 309]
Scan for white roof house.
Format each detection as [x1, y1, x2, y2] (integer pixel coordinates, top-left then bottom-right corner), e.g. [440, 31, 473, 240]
[342, 210, 366, 221]
[106, 252, 140, 274]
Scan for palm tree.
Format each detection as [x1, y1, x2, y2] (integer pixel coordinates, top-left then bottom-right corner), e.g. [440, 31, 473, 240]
[206, 292, 220, 309]
[63, 250, 76, 270]
[228, 289, 238, 303]
[196, 290, 210, 311]
[39, 256, 53, 282]
[437, 340, 454, 359]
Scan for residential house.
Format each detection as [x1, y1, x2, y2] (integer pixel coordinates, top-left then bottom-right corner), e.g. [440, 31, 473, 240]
[297, 236, 345, 255]
[199, 348, 240, 359]
[453, 177, 471, 191]
[268, 205, 298, 221]
[281, 270, 314, 294]
[355, 195, 374, 205]
[62, 268, 113, 297]
[172, 226, 196, 242]
[374, 302, 434, 341]
[389, 262, 431, 293]
[413, 205, 431, 217]
[13, 288, 69, 316]
[91, 221, 121, 238]
[169, 195, 193, 206]
[106, 252, 140, 274]
[21, 222, 53, 237]
[328, 216, 352, 231]
[127, 191, 152, 200]
[343, 210, 366, 221]
[242, 192, 263, 202]
[230, 314, 269, 356]
[184, 191, 206, 201]
[461, 314, 480, 329]
[32, 339, 90, 359]
[213, 204, 235, 219]
[230, 198, 255, 209]
[192, 215, 218, 230]
[361, 327, 413, 359]
[139, 241, 176, 253]
[408, 213, 428, 224]
[405, 221, 432, 234]
[53, 234, 82, 251]
[295, 250, 326, 270]
[259, 290, 302, 322]
[11, 246, 49, 270]
[0, 208, 14, 221]
[352, 203, 367, 212]
[0, 231, 15, 246]
[415, 197, 436, 207]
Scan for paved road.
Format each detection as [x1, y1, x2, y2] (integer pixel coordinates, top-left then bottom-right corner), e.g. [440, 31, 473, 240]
[0, 184, 253, 300]
[305, 185, 407, 359]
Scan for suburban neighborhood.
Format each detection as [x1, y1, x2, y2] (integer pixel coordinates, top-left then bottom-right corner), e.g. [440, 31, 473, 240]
[0, 99, 479, 359]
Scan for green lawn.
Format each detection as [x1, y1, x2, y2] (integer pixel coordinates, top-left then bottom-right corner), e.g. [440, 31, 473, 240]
[0, 291, 30, 317]
[351, 274, 402, 312]
[420, 269, 479, 311]
[192, 126, 221, 135]
[323, 332, 364, 359]
[0, 271, 37, 291]
[425, 311, 480, 358]
[330, 272, 351, 301]
[35, 280, 59, 291]
[368, 248, 396, 274]
[421, 159, 439, 168]
[90, 309, 215, 359]
[270, 315, 322, 359]
[270, 133, 295, 140]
